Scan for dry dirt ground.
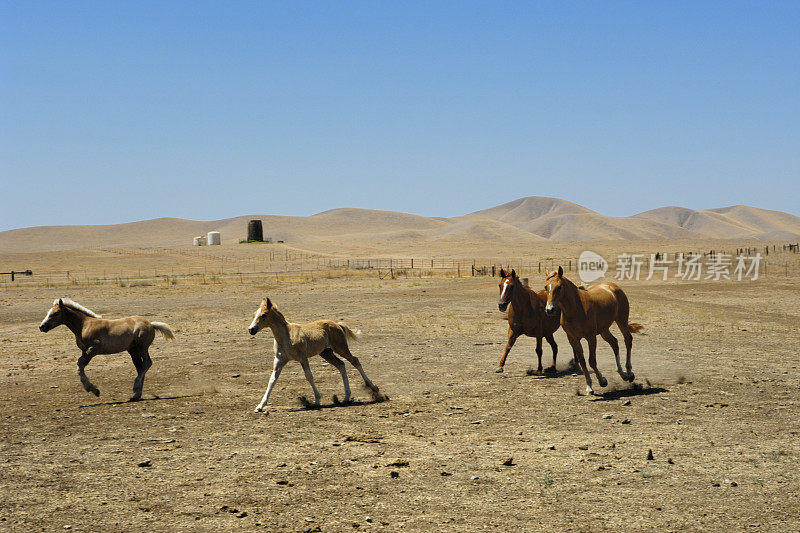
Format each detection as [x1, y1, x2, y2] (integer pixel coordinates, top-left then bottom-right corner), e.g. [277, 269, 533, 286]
[1, 273, 799, 531]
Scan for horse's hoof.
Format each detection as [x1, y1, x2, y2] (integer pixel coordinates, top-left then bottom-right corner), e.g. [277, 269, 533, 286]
[129, 396, 142, 402]
[627, 372, 636, 382]
[254, 407, 262, 413]
[585, 387, 595, 396]
[494, 367, 504, 373]
[91, 388, 100, 397]
[544, 366, 557, 374]
[599, 377, 608, 387]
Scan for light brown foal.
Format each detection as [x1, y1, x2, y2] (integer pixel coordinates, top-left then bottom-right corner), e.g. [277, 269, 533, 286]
[39, 299, 174, 400]
[248, 297, 382, 412]
[543, 267, 643, 395]
[496, 268, 561, 374]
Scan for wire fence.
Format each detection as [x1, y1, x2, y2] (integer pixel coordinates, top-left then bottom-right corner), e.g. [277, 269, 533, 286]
[2, 243, 799, 287]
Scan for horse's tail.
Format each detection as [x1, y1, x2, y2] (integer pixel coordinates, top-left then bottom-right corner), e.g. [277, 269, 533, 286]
[338, 322, 361, 342]
[151, 322, 175, 340]
[628, 322, 644, 334]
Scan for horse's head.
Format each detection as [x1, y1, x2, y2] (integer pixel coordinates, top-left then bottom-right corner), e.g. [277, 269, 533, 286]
[498, 268, 520, 312]
[543, 266, 565, 317]
[248, 297, 276, 335]
[39, 299, 65, 332]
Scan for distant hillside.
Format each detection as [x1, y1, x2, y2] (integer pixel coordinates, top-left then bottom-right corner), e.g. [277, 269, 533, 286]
[1, 197, 799, 252]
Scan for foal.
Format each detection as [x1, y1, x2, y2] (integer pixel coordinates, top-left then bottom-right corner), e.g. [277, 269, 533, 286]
[496, 268, 561, 374]
[248, 297, 382, 412]
[543, 267, 643, 395]
[39, 298, 174, 400]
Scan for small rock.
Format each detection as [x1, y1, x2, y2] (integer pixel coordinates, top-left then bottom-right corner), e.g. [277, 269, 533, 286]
[276, 480, 288, 485]
[621, 418, 631, 424]
[647, 449, 654, 460]
[441, 471, 452, 476]
[231, 373, 240, 378]
[578, 445, 589, 450]
[192, 361, 201, 365]
[712, 482, 721, 487]
[548, 445, 556, 450]
[365, 517, 373, 523]
[470, 476, 479, 480]
[237, 511, 247, 518]
[141, 413, 156, 418]
[623, 400, 631, 406]
[63, 527, 72, 530]
[667, 457, 675, 464]
[502, 457, 515, 466]
[390, 471, 399, 478]
[602, 414, 612, 419]
[137, 459, 152, 468]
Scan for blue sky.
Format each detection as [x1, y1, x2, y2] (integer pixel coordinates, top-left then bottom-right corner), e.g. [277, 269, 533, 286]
[1, 1, 798, 230]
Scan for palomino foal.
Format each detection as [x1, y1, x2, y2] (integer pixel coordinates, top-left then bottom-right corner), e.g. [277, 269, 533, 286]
[496, 268, 561, 374]
[39, 298, 174, 400]
[543, 267, 643, 395]
[248, 297, 382, 412]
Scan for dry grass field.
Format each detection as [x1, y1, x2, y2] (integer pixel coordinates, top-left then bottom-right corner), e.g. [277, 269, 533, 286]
[1, 240, 799, 531]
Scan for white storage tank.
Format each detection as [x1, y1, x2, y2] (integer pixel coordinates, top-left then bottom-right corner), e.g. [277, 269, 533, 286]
[207, 231, 221, 245]
[193, 236, 206, 246]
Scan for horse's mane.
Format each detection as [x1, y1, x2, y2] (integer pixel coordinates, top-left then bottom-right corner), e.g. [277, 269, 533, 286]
[57, 298, 102, 318]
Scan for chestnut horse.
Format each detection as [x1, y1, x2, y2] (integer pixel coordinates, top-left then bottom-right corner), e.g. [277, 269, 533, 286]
[39, 298, 174, 401]
[496, 268, 561, 374]
[543, 267, 643, 395]
[248, 297, 382, 412]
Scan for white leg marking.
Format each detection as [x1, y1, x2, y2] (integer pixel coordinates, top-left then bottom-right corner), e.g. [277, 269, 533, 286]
[255, 356, 284, 412]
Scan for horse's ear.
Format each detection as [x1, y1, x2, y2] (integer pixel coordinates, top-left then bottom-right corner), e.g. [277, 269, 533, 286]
[58, 298, 63, 306]
[266, 298, 272, 310]
[511, 269, 516, 278]
[499, 268, 506, 278]
[557, 265, 563, 277]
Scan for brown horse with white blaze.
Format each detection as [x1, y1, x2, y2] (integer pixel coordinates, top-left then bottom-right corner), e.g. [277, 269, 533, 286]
[39, 298, 174, 401]
[496, 268, 561, 374]
[543, 267, 643, 395]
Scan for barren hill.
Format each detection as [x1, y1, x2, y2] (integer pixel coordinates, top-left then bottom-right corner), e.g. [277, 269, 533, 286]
[1, 197, 798, 253]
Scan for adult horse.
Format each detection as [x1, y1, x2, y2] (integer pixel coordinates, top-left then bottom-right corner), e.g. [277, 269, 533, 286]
[39, 298, 174, 401]
[543, 267, 643, 395]
[248, 297, 383, 412]
[496, 268, 561, 374]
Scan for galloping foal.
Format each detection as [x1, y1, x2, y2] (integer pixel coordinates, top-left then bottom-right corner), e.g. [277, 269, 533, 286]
[39, 299, 174, 400]
[248, 297, 382, 412]
[496, 268, 561, 374]
[543, 267, 643, 395]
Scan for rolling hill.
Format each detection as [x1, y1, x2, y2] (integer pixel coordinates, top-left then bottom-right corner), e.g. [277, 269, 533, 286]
[1, 197, 799, 253]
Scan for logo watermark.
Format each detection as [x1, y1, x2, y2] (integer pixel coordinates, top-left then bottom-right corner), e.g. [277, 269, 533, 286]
[577, 251, 762, 282]
[577, 250, 608, 283]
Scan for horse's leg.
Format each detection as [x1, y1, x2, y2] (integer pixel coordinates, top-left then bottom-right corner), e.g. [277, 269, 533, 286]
[77, 347, 100, 396]
[600, 329, 626, 382]
[617, 322, 635, 382]
[534, 336, 544, 375]
[320, 348, 350, 404]
[130, 347, 153, 401]
[128, 349, 144, 400]
[300, 358, 321, 407]
[586, 335, 608, 388]
[567, 335, 594, 395]
[496, 329, 518, 373]
[255, 356, 285, 412]
[544, 333, 559, 373]
[334, 343, 380, 394]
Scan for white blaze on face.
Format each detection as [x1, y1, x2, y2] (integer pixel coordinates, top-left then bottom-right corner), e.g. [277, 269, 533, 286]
[500, 279, 512, 302]
[40, 306, 56, 329]
[249, 308, 261, 331]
